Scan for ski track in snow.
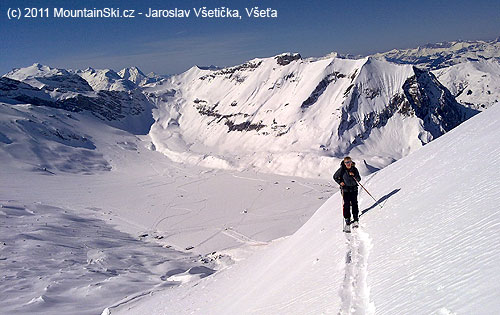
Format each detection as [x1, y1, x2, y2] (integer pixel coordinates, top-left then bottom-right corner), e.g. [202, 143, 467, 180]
[339, 228, 375, 315]
[222, 227, 268, 246]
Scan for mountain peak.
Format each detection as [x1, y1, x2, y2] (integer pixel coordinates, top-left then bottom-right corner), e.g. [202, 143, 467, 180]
[118, 66, 146, 77]
[117, 66, 163, 86]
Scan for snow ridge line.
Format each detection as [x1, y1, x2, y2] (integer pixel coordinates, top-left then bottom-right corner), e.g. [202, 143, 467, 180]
[339, 228, 375, 315]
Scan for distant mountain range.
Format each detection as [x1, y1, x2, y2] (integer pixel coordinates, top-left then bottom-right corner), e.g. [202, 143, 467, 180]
[372, 38, 500, 70]
[1, 38, 498, 177]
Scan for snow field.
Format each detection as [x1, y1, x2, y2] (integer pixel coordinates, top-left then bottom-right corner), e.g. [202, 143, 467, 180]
[1, 41, 499, 315]
[0, 201, 205, 315]
[116, 104, 500, 314]
[0, 102, 333, 314]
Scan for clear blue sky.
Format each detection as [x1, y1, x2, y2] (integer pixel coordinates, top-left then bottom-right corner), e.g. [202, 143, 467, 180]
[1, 0, 499, 75]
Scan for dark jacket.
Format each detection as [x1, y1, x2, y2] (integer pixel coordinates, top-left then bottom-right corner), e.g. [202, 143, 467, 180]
[333, 161, 361, 192]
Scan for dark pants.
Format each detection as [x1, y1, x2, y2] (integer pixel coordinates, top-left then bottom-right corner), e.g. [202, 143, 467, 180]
[342, 190, 359, 222]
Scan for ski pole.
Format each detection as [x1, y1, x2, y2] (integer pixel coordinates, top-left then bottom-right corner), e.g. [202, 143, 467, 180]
[353, 177, 383, 209]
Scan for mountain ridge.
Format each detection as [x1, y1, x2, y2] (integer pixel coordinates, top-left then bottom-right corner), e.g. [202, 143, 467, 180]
[146, 54, 477, 178]
[1, 38, 497, 177]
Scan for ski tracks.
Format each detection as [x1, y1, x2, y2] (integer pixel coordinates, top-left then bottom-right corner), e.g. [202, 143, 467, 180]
[339, 228, 375, 315]
[222, 227, 268, 246]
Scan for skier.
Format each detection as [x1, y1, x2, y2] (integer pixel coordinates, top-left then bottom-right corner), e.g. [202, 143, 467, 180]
[333, 156, 361, 231]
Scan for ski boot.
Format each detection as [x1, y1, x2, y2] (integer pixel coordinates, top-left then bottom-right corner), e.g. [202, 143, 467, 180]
[343, 219, 351, 233]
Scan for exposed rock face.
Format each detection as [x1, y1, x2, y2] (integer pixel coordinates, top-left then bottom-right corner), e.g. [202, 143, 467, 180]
[57, 90, 151, 121]
[432, 60, 500, 111]
[337, 67, 478, 153]
[0, 77, 54, 106]
[275, 53, 302, 66]
[301, 72, 345, 109]
[199, 61, 262, 82]
[401, 67, 476, 137]
[38, 74, 94, 92]
[225, 120, 266, 132]
[2, 44, 490, 177]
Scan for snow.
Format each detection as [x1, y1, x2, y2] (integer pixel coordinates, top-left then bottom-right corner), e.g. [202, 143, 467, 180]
[0, 101, 331, 314]
[3, 63, 71, 89]
[3, 63, 139, 93]
[118, 67, 147, 85]
[113, 104, 500, 314]
[77, 68, 136, 91]
[0, 201, 201, 315]
[433, 60, 500, 110]
[146, 55, 465, 179]
[372, 38, 500, 70]
[1, 39, 499, 315]
[118, 67, 162, 87]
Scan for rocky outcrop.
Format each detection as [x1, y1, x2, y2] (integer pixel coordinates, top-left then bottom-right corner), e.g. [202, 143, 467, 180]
[275, 53, 302, 66]
[199, 61, 262, 82]
[402, 67, 477, 137]
[301, 72, 346, 109]
[337, 67, 478, 153]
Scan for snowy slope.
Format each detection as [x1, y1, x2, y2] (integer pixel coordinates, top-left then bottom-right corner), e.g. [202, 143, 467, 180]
[0, 101, 332, 314]
[5, 40, 494, 179]
[0, 201, 207, 315]
[1, 38, 499, 314]
[146, 55, 475, 178]
[433, 60, 500, 110]
[117, 104, 500, 314]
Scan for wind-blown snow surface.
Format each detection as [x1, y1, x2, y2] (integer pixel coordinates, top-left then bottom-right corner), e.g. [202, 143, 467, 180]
[0, 101, 332, 314]
[118, 104, 500, 314]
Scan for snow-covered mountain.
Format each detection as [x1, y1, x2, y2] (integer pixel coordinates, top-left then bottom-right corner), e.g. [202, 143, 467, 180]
[77, 67, 137, 91]
[1, 65, 154, 135]
[4, 63, 94, 92]
[112, 100, 500, 315]
[433, 60, 500, 110]
[118, 66, 163, 87]
[2, 38, 498, 179]
[4, 63, 139, 92]
[372, 38, 500, 70]
[146, 54, 476, 178]
[1, 38, 499, 315]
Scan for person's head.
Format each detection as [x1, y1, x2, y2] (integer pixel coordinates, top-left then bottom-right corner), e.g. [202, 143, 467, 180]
[343, 156, 353, 169]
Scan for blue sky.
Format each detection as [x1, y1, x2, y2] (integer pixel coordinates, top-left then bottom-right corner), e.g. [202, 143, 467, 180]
[1, 0, 499, 75]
